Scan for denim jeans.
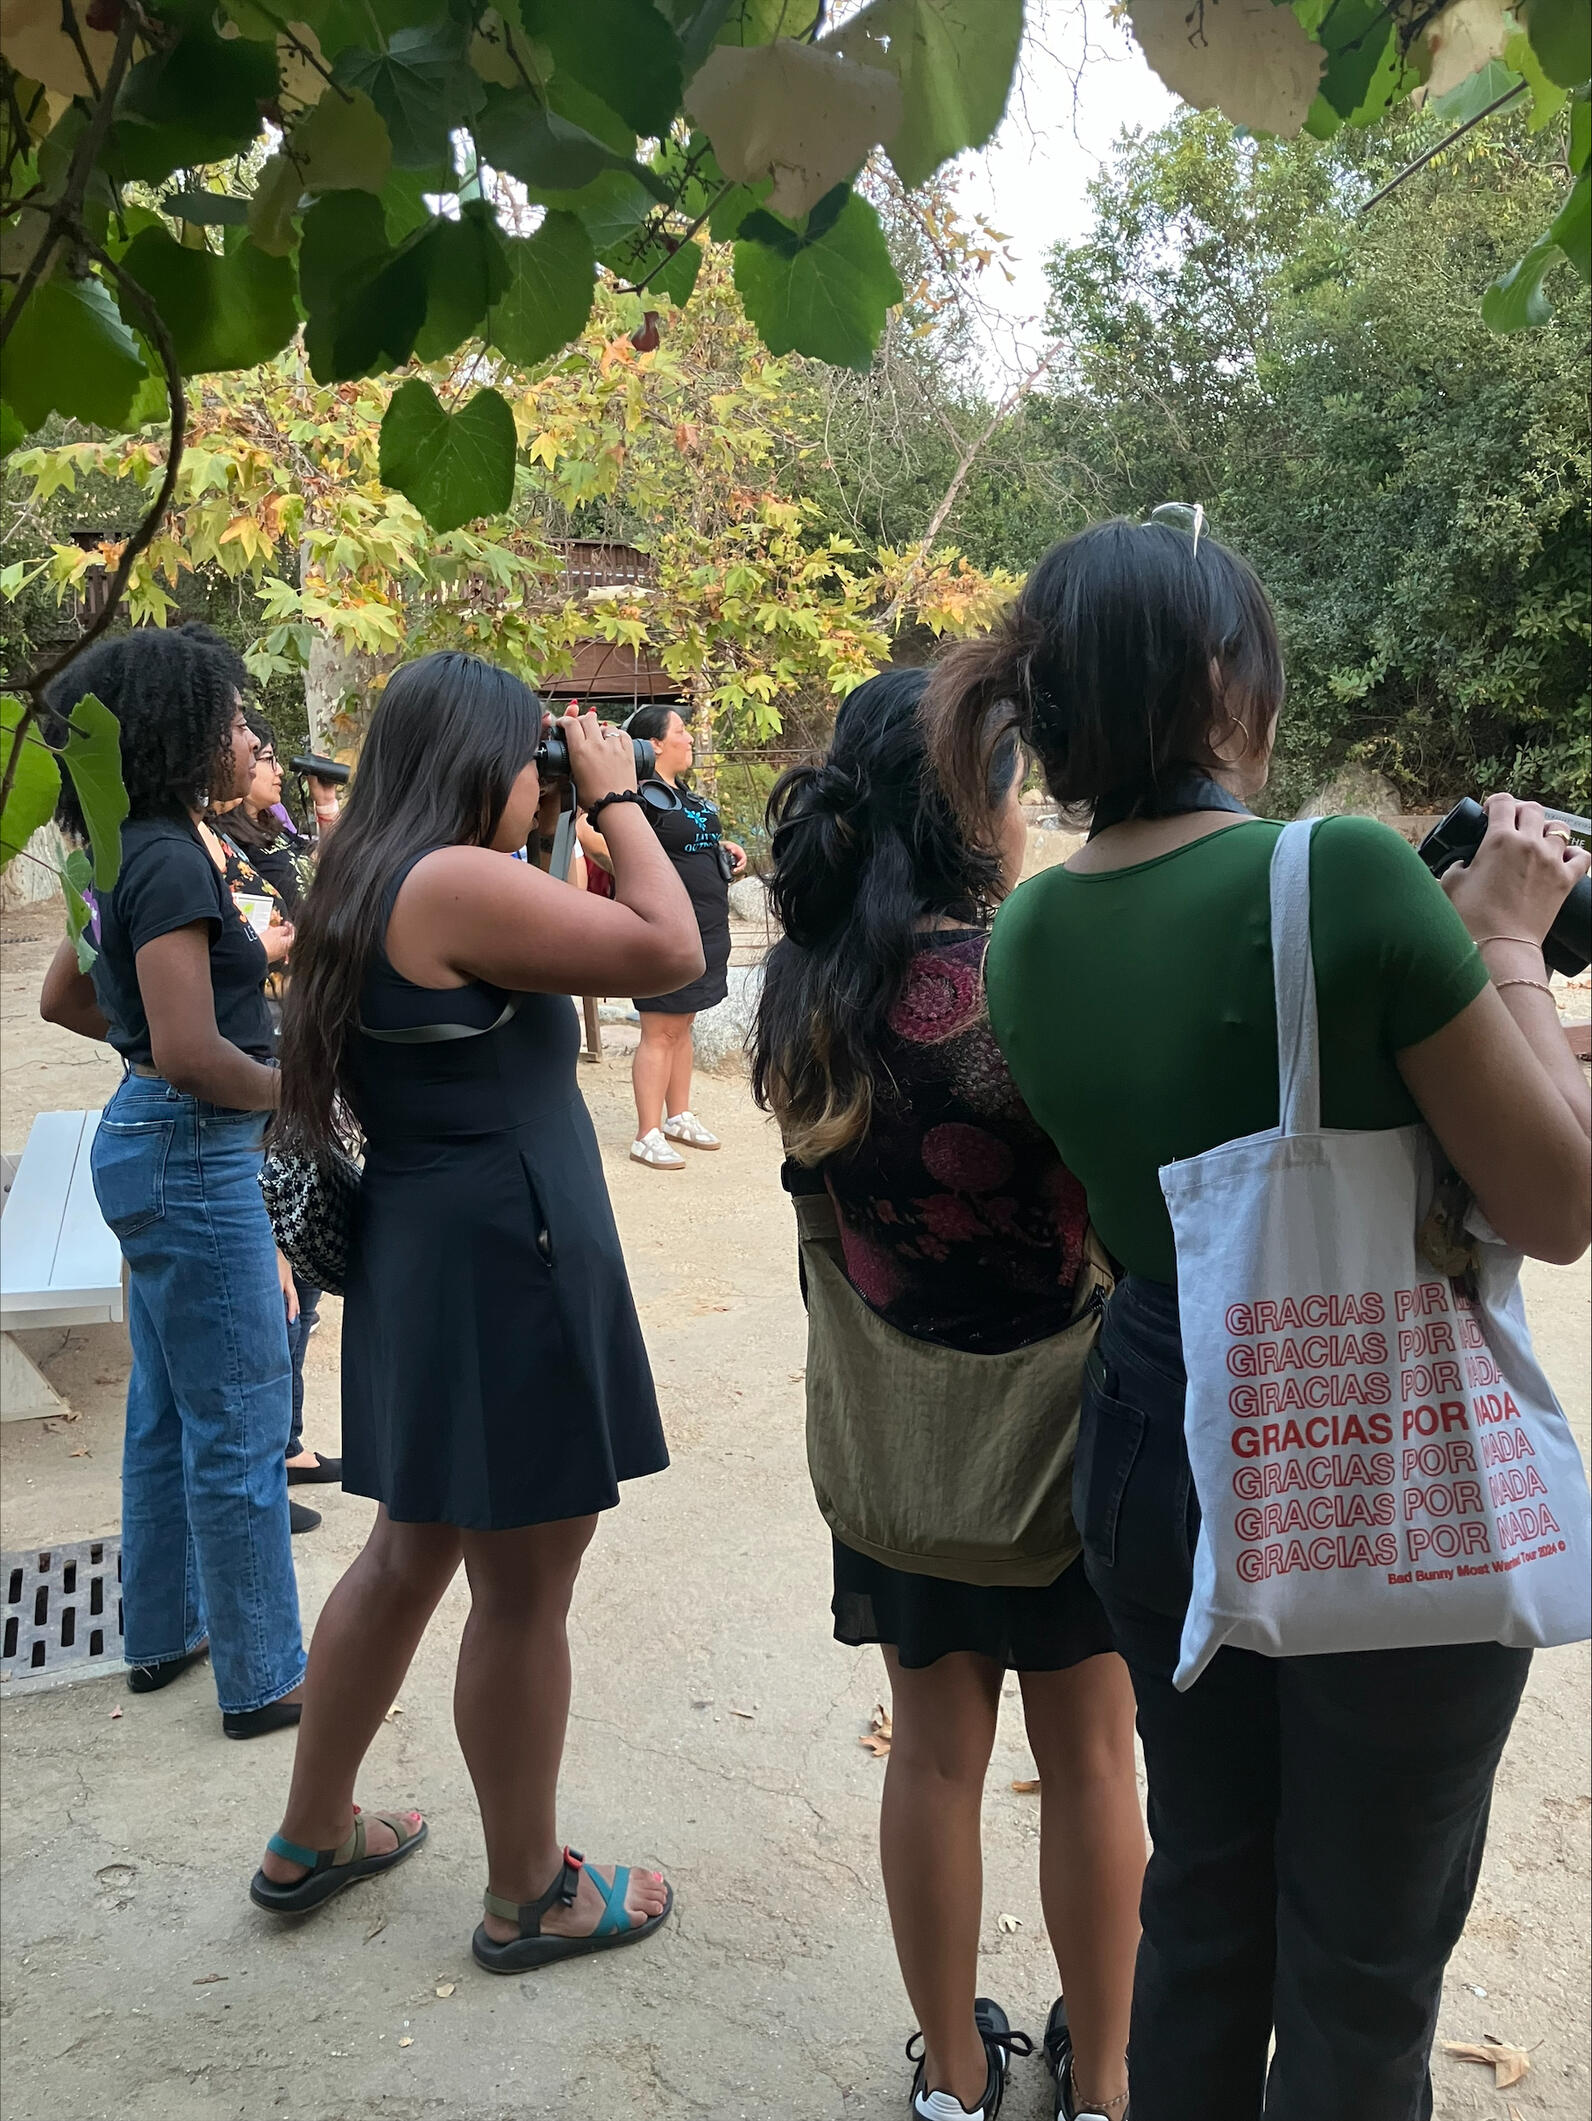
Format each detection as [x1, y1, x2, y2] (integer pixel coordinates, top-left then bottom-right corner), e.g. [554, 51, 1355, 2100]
[92, 1073, 306, 1714]
[285, 1275, 321, 1459]
[1075, 1275, 1531, 2121]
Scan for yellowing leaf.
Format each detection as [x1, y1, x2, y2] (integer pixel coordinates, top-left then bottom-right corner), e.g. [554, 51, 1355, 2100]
[0, 0, 118, 98]
[859, 1702, 893, 1757]
[1440, 2040, 1531, 2091]
[1419, 0, 1512, 101]
[1127, 0, 1326, 139]
[685, 39, 902, 219]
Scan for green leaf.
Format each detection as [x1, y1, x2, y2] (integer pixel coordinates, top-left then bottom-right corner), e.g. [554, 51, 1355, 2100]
[733, 187, 901, 369]
[335, 26, 484, 169]
[163, 190, 253, 225]
[475, 87, 620, 188]
[413, 199, 510, 360]
[1501, 31, 1568, 129]
[1571, 90, 1590, 173]
[381, 163, 459, 242]
[55, 691, 128, 891]
[1519, 0, 1591, 90]
[299, 190, 427, 380]
[115, 228, 298, 377]
[1, 273, 149, 434]
[548, 166, 662, 248]
[830, 0, 1023, 187]
[378, 380, 517, 532]
[0, 402, 23, 457]
[1482, 232, 1561, 329]
[517, 0, 684, 137]
[1429, 56, 1522, 124]
[292, 85, 394, 195]
[0, 699, 62, 870]
[1549, 164, 1590, 278]
[62, 846, 96, 971]
[117, 18, 279, 175]
[489, 210, 596, 366]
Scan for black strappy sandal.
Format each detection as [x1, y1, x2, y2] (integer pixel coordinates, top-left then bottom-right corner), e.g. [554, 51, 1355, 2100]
[248, 1806, 427, 1914]
[471, 1846, 672, 1973]
[907, 1997, 1032, 2118]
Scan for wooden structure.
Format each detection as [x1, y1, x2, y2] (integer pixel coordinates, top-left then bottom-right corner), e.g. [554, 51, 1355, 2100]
[539, 542, 685, 709]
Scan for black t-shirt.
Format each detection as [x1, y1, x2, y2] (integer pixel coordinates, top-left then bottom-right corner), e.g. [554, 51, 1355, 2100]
[90, 815, 275, 1066]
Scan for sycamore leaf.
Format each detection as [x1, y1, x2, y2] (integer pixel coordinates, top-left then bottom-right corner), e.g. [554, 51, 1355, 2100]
[490, 211, 596, 367]
[858, 1702, 892, 1756]
[734, 186, 902, 368]
[0, 699, 61, 870]
[828, 0, 1022, 187]
[115, 230, 298, 377]
[378, 380, 516, 532]
[1127, 0, 1326, 139]
[1418, 0, 1512, 102]
[334, 25, 483, 169]
[686, 40, 901, 219]
[1440, 2040, 1531, 2091]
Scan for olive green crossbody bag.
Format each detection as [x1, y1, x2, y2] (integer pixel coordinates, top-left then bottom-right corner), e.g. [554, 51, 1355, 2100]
[794, 1188, 1113, 1589]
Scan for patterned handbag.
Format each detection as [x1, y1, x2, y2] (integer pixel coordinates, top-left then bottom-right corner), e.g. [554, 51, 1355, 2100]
[258, 1141, 363, 1296]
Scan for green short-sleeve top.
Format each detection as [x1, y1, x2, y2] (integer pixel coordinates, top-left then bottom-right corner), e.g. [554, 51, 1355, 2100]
[984, 816, 1489, 1284]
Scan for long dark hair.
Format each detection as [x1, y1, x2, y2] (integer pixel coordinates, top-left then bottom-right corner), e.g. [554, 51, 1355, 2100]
[926, 518, 1284, 828]
[750, 666, 1018, 1166]
[276, 652, 543, 1156]
[43, 622, 247, 830]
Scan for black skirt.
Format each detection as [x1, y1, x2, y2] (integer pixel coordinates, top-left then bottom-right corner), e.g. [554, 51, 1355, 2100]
[832, 1537, 1116, 1672]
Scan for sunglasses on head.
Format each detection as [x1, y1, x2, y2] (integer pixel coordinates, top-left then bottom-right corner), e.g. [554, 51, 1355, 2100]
[1146, 500, 1205, 557]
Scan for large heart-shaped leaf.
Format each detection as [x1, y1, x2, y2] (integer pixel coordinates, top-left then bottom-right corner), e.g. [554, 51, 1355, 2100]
[117, 16, 279, 175]
[2, 272, 149, 434]
[1128, 0, 1326, 138]
[379, 379, 517, 532]
[299, 189, 429, 380]
[475, 88, 620, 189]
[489, 210, 597, 366]
[335, 25, 483, 168]
[116, 228, 298, 376]
[1519, 0, 1591, 90]
[414, 199, 510, 360]
[0, 698, 62, 871]
[829, 0, 1022, 188]
[518, 0, 684, 138]
[686, 39, 899, 218]
[54, 691, 128, 891]
[733, 186, 901, 368]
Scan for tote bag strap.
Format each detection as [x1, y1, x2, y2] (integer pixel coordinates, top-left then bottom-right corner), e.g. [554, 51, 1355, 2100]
[1269, 818, 1322, 1137]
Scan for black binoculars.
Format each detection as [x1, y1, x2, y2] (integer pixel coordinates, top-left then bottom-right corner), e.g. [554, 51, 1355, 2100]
[533, 730, 657, 785]
[1418, 799, 1590, 977]
[288, 751, 351, 786]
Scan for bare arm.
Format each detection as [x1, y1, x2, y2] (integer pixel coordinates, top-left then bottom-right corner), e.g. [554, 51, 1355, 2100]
[1397, 796, 1591, 1264]
[576, 813, 613, 874]
[137, 925, 281, 1110]
[40, 937, 110, 1041]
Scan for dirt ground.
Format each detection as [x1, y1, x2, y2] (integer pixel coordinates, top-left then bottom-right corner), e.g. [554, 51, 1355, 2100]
[0, 904, 1587, 2121]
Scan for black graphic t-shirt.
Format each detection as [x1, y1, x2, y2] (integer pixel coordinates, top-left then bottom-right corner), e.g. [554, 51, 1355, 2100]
[90, 815, 274, 1066]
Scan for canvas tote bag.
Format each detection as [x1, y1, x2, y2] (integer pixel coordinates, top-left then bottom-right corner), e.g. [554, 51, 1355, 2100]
[1161, 818, 1591, 1688]
[797, 1189, 1111, 1587]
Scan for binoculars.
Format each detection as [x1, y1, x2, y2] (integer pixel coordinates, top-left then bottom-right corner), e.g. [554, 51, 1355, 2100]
[534, 730, 656, 784]
[1418, 799, 1590, 977]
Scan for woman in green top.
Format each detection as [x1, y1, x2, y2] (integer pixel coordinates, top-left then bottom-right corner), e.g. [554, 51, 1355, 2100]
[926, 516, 1590, 2121]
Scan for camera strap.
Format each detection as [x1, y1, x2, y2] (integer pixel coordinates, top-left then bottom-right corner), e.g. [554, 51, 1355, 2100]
[1089, 768, 1252, 838]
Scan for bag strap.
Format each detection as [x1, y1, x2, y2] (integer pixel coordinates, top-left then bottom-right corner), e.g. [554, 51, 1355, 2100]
[1269, 818, 1321, 1137]
[360, 991, 524, 1044]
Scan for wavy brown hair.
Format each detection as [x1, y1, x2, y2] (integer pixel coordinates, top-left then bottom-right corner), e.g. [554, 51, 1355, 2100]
[925, 517, 1284, 834]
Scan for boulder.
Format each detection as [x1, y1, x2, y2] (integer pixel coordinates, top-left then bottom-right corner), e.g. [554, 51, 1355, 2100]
[693, 962, 763, 1072]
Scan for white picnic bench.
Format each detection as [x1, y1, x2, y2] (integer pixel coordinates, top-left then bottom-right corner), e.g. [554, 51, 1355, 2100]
[0, 1110, 123, 1421]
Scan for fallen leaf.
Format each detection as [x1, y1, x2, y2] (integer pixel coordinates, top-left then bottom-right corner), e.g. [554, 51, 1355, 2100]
[399, 2036, 413, 2047]
[62, 1406, 80, 1421]
[1010, 1778, 1041, 1794]
[1441, 2039, 1531, 2091]
[192, 1973, 227, 1985]
[383, 1703, 404, 1720]
[68, 1446, 90, 1458]
[109, 1707, 122, 1719]
[788, 1369, 805, 1381]
[434, 1982, 455, 1999]
[859, 1702, 893, 1758]
[997, 1912, 1022, 1933]
[364, 1920, 387, 1943]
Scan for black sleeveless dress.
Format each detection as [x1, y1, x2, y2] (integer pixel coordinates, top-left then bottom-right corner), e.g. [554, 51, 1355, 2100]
[633, 781, 731, 1015]
[338, 849, 669, 1529]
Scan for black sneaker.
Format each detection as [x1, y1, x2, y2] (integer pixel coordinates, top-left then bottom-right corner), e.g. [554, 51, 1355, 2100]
[908, 1997, 1033, 2119]
[1043, 1999, 1128, 2121]
[289, 1500, 322, 1534]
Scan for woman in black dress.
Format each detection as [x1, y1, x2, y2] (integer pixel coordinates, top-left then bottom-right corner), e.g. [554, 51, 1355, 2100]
[251, 654, 703, 1967]
[620, 705, 745, 1169]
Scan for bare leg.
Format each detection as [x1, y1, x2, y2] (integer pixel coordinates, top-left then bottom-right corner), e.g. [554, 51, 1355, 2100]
[261, 1508, 462, 1878]
[879, 1648, 1003, 2112]
[664, 1013, 696, 1119]
[457, 1517, 669, 1943]
[1019, 1656, 1144, 2112]
[632, 1014, 676, 1137]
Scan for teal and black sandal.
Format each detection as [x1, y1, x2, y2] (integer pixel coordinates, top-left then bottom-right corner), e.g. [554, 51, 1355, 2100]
[471, 1846, 673, 1973]
[248, 1806, 427, 1914]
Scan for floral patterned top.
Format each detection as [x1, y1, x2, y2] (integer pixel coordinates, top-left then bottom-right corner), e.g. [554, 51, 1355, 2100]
[822, 928, 1089, 1354]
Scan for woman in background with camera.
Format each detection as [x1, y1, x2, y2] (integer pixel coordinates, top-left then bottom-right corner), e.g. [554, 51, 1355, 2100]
[752, 669, 1144, 2121]
[601, 703, 746, 1169]
[252, 653, 701, 1967]
[928, 515, 1590, 2121]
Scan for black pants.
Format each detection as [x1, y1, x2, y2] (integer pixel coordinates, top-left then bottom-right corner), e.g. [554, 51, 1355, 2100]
[1077, 1276, 1532, 2121]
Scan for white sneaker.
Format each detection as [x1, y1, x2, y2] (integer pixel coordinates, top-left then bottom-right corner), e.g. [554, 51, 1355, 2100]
[662, 1110, 720, 1151]
[631, 1128, 685, 1170]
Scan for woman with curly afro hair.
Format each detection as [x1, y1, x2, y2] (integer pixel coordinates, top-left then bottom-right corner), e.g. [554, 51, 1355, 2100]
[40, 623, 308, 1740]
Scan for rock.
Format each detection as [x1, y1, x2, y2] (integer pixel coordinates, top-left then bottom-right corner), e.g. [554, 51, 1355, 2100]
[693, 963, 763, 1072]
[727, 874, 769, 923]
[1295, 765, 1401, 820]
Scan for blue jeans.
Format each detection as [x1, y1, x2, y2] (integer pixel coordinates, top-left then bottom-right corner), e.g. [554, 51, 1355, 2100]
[91, 1074, 306, 1714]
[1075, 1275, 1530, 2121]
[286, 1276, 321, 1458]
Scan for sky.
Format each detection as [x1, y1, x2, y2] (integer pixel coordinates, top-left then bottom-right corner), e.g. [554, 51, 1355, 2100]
[953, 5, 1177, 370]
